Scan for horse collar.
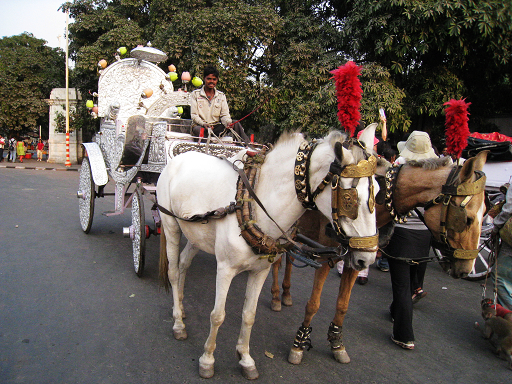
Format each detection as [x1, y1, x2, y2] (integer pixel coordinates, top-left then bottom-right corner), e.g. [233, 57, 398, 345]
[294, 140, 322, 209]
[384, 163, 411, 223]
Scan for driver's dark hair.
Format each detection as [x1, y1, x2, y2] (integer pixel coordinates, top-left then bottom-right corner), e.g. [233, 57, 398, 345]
[203, 65, 219, 79]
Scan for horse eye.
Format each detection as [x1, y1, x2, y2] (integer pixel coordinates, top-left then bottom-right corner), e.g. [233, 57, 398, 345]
[466, 217, 474, 227]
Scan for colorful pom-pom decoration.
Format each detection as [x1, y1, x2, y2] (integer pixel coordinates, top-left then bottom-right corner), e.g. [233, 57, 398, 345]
[330, 61, 363, 137]
[444, 99, 471, 159]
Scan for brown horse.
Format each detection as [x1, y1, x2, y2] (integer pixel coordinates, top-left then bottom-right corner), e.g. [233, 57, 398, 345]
[271, 151, 488, 365]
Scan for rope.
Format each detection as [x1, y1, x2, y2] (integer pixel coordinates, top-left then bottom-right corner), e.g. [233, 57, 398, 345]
[226, 98, 268, 128]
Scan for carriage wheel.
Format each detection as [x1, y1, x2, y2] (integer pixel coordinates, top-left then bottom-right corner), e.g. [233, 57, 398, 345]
[78, 157, 95, 233]
[131, 188, 146, 277]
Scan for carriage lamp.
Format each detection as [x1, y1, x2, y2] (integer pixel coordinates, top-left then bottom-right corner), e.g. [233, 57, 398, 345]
[177, 106, 184, 115]
[181, 72, 191, 92]
[141, 88, 153, 98]
[117, 47, 127, 56]
[192, 76, 203, 87]
[98, 59, 108, 69]
[168, 72, 178, 81]
[181, 71, 191, 82]
[86, 100, 94, 109]
[168, 64, 176, 72]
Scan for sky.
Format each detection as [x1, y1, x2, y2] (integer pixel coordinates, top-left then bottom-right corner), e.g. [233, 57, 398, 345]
[0, 0, 70, 49]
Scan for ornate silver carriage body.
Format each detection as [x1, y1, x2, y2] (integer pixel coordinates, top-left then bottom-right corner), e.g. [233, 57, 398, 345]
[78, 46, 248, 276]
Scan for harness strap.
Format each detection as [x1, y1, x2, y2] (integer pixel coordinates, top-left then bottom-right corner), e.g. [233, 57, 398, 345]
[156, 201, 239, 222]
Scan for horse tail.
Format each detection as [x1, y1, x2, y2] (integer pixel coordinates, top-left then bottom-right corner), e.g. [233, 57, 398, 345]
[159, 226, 171, 292]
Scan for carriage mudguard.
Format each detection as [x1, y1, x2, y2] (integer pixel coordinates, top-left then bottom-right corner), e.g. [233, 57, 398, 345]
[82, 142, 108, 186]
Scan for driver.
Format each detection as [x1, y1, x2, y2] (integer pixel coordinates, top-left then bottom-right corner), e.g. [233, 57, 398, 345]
[190, 65, 250, 144]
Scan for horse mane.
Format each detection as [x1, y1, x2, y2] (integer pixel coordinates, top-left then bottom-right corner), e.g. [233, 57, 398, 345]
[406, 156, 452, 170]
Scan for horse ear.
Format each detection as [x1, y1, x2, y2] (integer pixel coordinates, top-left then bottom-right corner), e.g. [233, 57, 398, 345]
[358, 123, 378, 152]
[334, 141, 343, 163]
[459, 150, 488, 183]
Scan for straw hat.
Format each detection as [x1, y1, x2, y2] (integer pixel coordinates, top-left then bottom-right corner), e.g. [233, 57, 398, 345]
[397, 131, 437, 160]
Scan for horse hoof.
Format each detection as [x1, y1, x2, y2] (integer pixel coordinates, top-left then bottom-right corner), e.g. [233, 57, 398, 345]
[173, 328, 188, 340]
[199, 363, 214, 378]
[288, 348, 303, 365]
[332, 348, 350, 364]
[282, 295, 292, 307]
[271, 300, 282, 312]
[241, 365, 259, 380]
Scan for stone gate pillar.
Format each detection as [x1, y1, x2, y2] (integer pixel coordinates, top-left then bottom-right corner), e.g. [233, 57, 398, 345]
[46, 88, 82, 164]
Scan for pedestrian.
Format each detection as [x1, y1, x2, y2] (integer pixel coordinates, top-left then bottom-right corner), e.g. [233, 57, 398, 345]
[16, 137, 26, 163]
[384, 131, 438, 350]
[491, 181, 512, 310]
[0, 134, 5, 162]
[8, 136, 16, 162]
[36, 139, 45, 161]
[190, 65, 250, 144]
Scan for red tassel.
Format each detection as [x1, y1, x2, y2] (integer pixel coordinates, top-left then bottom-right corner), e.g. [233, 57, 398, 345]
[330, 61, 362, 137]
[444, 99, 471, 159]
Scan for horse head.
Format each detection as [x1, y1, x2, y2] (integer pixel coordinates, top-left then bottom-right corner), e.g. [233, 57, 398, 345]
[422, 151, 488, 278]
[309, 124, 380, 270]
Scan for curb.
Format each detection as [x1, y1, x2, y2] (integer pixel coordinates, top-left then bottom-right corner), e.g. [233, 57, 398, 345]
[0, 164, 79, 172]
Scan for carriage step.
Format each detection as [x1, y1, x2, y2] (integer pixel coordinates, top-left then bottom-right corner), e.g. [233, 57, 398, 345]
[288, 250, 322, 269]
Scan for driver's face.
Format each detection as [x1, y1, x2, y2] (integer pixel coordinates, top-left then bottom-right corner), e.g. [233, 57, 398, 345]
[204, 74, 218, 90]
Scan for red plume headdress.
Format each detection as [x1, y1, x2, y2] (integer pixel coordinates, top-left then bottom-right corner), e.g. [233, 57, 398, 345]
[444, 99, 471, 159]
[330, 61, 362, 137]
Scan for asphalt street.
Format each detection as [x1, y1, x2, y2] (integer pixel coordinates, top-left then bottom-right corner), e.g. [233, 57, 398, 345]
[0, 161, 510, 383]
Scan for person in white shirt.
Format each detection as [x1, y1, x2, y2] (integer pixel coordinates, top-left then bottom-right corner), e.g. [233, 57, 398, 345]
[190, 65, 250, 144]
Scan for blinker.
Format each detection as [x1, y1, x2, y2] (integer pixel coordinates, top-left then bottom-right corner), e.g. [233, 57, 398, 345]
[446, 204, 467, 233]
[332, 176, 359, 220]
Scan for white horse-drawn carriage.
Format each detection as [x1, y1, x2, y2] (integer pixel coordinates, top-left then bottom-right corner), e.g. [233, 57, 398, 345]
[76, 46, 253, 276]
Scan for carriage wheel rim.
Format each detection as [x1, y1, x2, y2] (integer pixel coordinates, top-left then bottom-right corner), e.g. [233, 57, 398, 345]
[131, 190, 145, 275]
[78, 158, 94, 232]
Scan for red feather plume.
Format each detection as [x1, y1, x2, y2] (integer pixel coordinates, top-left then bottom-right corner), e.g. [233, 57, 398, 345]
[444, 99, 471, 159]
[330, 61, 362, 137]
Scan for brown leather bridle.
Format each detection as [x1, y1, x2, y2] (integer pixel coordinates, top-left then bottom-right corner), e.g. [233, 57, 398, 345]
[423, 166, 486, 261]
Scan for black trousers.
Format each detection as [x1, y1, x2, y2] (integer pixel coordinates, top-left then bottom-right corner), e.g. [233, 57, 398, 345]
[384, 227, 431, 342]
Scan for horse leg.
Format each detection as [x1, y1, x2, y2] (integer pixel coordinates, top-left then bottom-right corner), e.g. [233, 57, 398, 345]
[176, 240, 199, 319]
[270, 255, 283, 312]
[198, 266, 237, 379]
[281, 253, 294, 307]
[329, 266, 359, 364]
[236, 266, 271, 380]
[163, 218, 188, 340]
[288, 262, 331, 365]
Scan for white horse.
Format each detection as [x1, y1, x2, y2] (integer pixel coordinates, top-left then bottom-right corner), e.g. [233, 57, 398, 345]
[156, 126, 379, 379]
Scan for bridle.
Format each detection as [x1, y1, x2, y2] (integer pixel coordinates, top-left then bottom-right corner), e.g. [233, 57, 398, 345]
[384, 162, 486, 262]
[423, 166, 486, 261]
[294, 139, 379, 253]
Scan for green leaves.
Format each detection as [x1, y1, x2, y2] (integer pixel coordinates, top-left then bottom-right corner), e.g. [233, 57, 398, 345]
[0, 33, 65, 134]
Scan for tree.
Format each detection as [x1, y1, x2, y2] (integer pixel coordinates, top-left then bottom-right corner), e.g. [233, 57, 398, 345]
[0, 33, 65, 136]
[64, 0, 416, 140]
[328, 0, 512, 140]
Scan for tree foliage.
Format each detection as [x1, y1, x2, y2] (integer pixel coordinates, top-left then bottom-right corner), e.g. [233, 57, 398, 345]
[0, 33, 65, 135]
[64, 0, 511, 144]
[65, 0, 405, 141]
[330, 0, 512, 139]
